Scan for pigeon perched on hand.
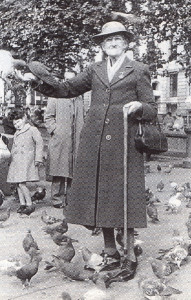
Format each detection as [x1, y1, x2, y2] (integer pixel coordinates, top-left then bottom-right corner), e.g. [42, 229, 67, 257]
[138, 277, 182, 299]
[0, 207, 11, 227]
[41, 210, 62, 225]
[31, 187, 46, 203]
[0, 50, 26, 84]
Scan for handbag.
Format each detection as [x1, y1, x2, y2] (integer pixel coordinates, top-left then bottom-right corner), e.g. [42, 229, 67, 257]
[134, 119, 168, 154]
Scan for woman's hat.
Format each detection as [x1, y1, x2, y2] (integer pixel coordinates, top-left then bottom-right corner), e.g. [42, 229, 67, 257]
[92, 21, 134, 44]
[28, 61, 59, 87]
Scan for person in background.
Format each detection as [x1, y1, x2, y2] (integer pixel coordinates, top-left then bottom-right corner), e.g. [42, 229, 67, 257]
[44, 71, 84, 208]
[173, 111, 185, 132]
[16, 21, 157, 276]
[162, 111, 174, 131]
[7, 109, 44, 213]
[2, 107, 16, 135]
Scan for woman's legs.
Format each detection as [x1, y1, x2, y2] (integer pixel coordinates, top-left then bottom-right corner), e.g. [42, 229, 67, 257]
[102, 227, 136, 262]
[102, 228, 117, 256]
[18, 182, 32, 206]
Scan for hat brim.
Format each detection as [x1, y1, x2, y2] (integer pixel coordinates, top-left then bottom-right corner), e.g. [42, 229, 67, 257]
[92, 31, 134, 44]
[28, 61, 59, 87]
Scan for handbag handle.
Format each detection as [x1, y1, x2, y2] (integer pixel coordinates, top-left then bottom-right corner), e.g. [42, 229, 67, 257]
[138, 117, 162, 135]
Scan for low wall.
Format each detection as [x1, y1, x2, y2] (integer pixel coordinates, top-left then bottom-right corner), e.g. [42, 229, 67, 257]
[164, 131, 188, 157]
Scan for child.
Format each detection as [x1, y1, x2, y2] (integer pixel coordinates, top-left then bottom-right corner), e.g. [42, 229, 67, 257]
[7, 109, 44, 213]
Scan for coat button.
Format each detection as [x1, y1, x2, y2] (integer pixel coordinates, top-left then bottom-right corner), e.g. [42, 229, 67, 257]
[105, 118, 110, 124]
[106, 88, 110, 93]
[106, 135, 111, 140]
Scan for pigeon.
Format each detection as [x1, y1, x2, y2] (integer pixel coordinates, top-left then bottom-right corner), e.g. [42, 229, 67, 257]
[165, 192, 182, 213]
[163, 245, 188, 269]
[147, 195, 161, 205]
[149, 257, 176, 282]
[0, 207, 11, 226]
[61, 291, 72, 300]
[145, 188, 154, 202]
[157, 164, 162, 172]
[0, 50, 26, 84]
[186, 214, 191, 238]
[31, 187, 46, 202]
[145, 165, 151, 174]
[147, 203, 159, 223]
[111, 11, 144, 24]
[52, 255, 92, 281]
[80, 287, 112, 300]
[22, 229, 39, 253]
[41, 210, 62, 225]
[43, 219, 68, 235]
[171, 229, 184, 247]
[81, 247, 104, 272]
[139, 277, 182, 300]
[51, 232, 78, 246]
[20, 205, 35, 216]
[27, 247, 41, 262]
[8, 255, 42, 288]
[56, 237, 76, 262]
[44, 236, 76, 270]
[0, 258, 23, 273]
[170, 181, 178, 193]
[164, 164, 173, 174]
[156, 180, 164, 192]
[0, 189, 5, 207]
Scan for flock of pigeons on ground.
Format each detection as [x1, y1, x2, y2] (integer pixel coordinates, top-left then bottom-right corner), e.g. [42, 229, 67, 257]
[1, 162, 191, 299]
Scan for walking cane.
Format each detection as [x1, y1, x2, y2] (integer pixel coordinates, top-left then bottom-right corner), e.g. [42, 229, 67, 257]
[123, 105, 129, 264]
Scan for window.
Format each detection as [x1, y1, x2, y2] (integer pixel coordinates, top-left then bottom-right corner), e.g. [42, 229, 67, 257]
[169, 73, 178, 97]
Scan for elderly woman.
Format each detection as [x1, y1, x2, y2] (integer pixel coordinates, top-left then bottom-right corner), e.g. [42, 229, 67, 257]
[20, 21, 157, 276]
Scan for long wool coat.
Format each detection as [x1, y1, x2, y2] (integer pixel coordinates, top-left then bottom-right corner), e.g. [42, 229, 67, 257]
[44, 97, 84, 178]
[7, 123, 44, 183]
[36, 57, 157, 228]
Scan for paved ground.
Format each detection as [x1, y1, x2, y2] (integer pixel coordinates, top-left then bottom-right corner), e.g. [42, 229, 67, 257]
[1, 145, 191, 299]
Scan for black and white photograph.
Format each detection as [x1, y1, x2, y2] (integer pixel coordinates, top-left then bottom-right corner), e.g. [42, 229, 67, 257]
[0, 1, 191, 299]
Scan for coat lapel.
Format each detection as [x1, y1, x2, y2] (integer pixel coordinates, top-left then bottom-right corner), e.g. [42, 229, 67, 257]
[15, 123, 30, 138]
[110, 57, 134, 86]
[94, 60, 110, 88]
[94, 57, 134, 87]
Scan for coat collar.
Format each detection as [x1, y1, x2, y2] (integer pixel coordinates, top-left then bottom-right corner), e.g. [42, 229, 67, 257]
[94, 56, 134, 87]
[14, 123, 31, 138]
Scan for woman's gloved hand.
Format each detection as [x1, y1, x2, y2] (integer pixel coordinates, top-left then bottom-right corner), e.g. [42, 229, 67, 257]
[123, 101, 142, 115]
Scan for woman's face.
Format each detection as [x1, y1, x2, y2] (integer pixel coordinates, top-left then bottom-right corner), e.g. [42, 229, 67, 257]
[13, 116, 26, 130]
[102, 34, 128, 60]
